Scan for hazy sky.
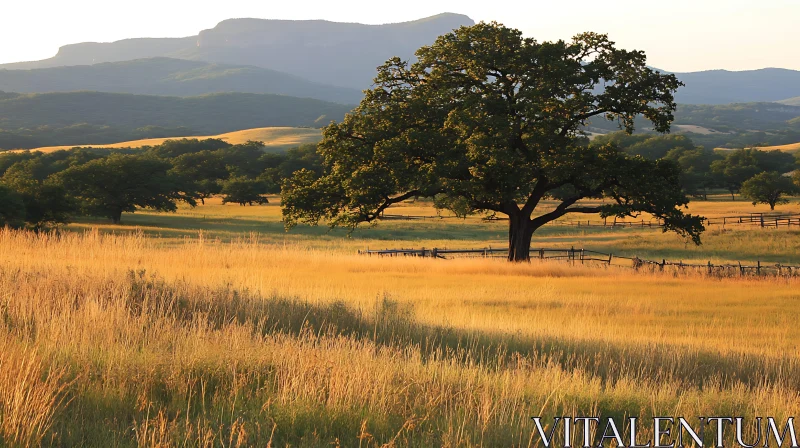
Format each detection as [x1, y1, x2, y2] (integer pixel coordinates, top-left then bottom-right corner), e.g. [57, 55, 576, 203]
[2, 0, 798, 72]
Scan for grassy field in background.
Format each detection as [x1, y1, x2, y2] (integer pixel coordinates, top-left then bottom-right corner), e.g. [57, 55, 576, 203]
[67, 195, 800, 265]
[755, 141, 800, 152]
[1, 196, 800, 446]
[25, 126, 323, 153]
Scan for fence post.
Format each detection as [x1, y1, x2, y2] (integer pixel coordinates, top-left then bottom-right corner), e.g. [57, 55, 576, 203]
[760, 216, 764, 228]
[707, 261, 712, 275]
[757, 260, 761, 275]
[580, 249, 585, 264]
[608, 253, 613, 265]
[738, 261, 744, 276]
[660, 259, 665, 271]
[539, 248, 544, 260]
[432, 248, 438, 259]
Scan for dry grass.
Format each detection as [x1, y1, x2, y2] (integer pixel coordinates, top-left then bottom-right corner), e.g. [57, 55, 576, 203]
[22, 127, 322, 153]
[0, 338, 68, 447]
[749, 142, 800, 152]
[1, 228, 800, 446]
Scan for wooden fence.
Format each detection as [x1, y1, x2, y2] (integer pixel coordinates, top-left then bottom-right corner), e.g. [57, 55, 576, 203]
[381, 212, 800, 229]
[358, 246, 800, 277]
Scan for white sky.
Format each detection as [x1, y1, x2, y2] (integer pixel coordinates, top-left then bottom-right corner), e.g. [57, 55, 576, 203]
[2, 0, 798, 72]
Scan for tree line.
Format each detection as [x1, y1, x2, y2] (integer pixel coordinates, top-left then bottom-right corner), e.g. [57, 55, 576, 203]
[0, 139, 322, 228]
[1, 131, 797, 232]
[593, 133, 800, 209]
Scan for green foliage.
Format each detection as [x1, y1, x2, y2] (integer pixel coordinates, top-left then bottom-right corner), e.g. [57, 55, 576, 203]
[220, 177, 269, 206]
[0, 185, 25, 227]
[57, 154, 196, 223]
[740, 171, 799, 210]
[1, 160, 72, 228]
[710, 148, 798, 198]
[146, 138, 231, 159]
[0, 138, 326, 224]
[260, 144, 324, 194]
[282, 23, 703, 261]
[663, 146, 722, 198]
[593, 133, 696, 160]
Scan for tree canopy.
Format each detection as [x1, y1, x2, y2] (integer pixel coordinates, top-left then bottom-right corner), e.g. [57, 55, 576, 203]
[56, 154, 196, 224]
[282, 22, 705, 261]
[740, 171, 798, 210]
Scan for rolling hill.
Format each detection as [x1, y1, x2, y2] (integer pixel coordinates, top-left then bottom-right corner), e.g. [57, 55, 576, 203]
[751, 142, 800, 152]
[0, 91, 351, 150]
[23, 127, 323, 153]
[779, 96, 800, 106]
[0, 13, 475, 90]
[0, 58, 362, 104]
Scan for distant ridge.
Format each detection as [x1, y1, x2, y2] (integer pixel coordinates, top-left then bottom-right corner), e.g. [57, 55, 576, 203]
[0, 58, 363, 104]
[667, 68, 800, 104]
[0, 13, 475, 90]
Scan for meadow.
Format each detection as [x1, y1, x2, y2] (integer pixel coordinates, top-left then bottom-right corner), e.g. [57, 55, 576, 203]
[1, 196, 800, 446]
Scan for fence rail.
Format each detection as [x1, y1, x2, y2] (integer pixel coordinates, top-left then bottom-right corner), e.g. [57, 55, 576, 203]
[381, 212, 800, 229]
[359, 246, 800, 277]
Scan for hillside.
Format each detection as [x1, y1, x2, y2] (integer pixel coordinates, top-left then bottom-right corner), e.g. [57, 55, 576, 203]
[670, 68, 800, 104]
[0, 13, 475, 90]
[0, 58, 362, 104]
[27, 127, 322, 153]
[752, 142, 800, 152]
[0, 91, 351, 149]
[779, 96, 800, 106]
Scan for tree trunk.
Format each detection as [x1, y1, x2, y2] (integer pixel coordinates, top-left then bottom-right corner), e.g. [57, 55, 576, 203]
[507, 213, 535, 262]
[110, 210, 122, 224]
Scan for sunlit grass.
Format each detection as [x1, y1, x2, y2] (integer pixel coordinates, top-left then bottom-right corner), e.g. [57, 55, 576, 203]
[65, 195, 800, 264]
[0, 228, 799, 446]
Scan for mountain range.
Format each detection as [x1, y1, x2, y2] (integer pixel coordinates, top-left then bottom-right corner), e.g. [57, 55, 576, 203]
[1, 13, 800, 152]
[0, 13, 475, 91]
[0, 58, 363, 104]
[3, 13, 799, 105]
[668, 68, 800, 105]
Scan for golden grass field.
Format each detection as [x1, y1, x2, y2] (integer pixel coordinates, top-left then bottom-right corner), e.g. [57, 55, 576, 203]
[753, 142, 800, 152]
[23, 127, 323, 153]
[1, 197, 800, 446]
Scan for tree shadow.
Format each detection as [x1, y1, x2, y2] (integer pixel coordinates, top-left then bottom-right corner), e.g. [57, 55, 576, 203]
[125, 271, 800, 393]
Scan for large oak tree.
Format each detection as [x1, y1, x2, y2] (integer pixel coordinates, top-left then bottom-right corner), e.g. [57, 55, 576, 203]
[282, 23, 705, 261]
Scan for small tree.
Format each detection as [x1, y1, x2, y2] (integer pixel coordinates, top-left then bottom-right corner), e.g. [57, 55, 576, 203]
[57, 154, 196, 223]
[283, 23, 704, 261]
[221, 177, 269, 206]
[711, 148, 798, 200]
[740, 171, 798, 210]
